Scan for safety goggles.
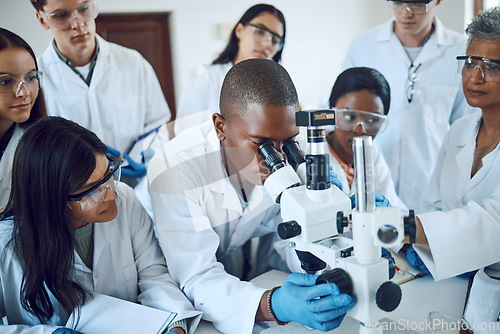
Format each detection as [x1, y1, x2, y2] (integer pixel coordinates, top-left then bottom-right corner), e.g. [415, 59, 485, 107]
[40, 0, 99, 30]
[334, 109, 388, 136]
[457, 56, 500, 82]
[0, 71, 42, 96]
[387, 0, 433, 15]
[246, 23, 284, 50]
[68, 155, 121, 211]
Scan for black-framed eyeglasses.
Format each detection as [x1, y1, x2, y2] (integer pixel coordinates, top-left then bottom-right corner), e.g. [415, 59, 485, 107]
[407, 63, 422, 103]
[245, 23, 284, 50]
[68, 155, 121, 211]
[456, 56, 500, 82]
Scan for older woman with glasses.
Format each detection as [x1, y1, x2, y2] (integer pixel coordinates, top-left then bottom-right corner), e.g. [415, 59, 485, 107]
[174, 4, 286, 135]
[0, 116, 201, 334]
[0, 28, 47, 211]
[327, 67, 407, 211]
[403, 8, 500, 332]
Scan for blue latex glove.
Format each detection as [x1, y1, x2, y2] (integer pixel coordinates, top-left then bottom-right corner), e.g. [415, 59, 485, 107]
[52, 328, 84, 334]
[382, 247, 395, 264]
[106, 146, 147, 178]
[329, 165, 343, 191]
[406, 245, 432, 277]
[349, 192, 392, 209]
[271, 273, 356, 331]
[164, 331, 182, 334]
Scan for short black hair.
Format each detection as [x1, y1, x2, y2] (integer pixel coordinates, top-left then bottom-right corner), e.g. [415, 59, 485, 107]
[329, 67, 391, 115]
[220, 58, 299, 120]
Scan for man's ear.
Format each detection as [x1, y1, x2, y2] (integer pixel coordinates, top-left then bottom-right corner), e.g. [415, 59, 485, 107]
[36, 11, 51, 30]
[213, 113, 227, 141]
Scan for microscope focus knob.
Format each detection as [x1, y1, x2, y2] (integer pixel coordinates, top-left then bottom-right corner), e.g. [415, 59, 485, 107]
[277, 221, 302, 240]
[336, 212, 348, 234]
[315, 268, 353, 295]
[375, 281, 402, 312]
[404, 210, 417, 244]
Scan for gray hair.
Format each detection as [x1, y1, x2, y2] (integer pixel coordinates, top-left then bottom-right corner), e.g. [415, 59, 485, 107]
[466, 7, 500, 42]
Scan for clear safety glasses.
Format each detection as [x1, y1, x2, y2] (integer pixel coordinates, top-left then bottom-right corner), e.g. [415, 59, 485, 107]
[0, 71, 42, 96]
[68, 155, 121, 211]
[387, 0, 433, 15]
[335, 109, 389, 136]
[40, 0, 99, 30]
[246, 23, 284, 50]
[457, 56, 500, 82]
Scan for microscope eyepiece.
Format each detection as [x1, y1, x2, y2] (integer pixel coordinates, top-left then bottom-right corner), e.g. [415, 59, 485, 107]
[257, 141, 286, 174]
[282, 139, 306, 171]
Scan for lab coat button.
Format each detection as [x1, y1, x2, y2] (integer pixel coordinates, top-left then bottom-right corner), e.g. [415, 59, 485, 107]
[93, 270, 99, 279]
[89, 91, 96, 98]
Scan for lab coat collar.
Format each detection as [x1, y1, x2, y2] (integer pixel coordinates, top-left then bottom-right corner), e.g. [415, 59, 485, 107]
[378, 17, 454, 65]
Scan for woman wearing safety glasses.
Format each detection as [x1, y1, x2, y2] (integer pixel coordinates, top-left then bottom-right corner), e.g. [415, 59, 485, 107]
[0, 117, 201, 334]
[327, 67, 407, 211]
[0, 28, 46, 212]
[403, 8, 500, 333]
[174, 4, 286, 135]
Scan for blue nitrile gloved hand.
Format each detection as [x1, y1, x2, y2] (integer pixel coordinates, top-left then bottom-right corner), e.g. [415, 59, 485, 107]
[106, 146, 147, 178]
[329, 165, 343, 191]
[52, 328, 84, 334]
[164, 331, 182, 334]
[382, 247, 395, 264]
[349, 192, 392, 209]
[406, 245, 432, 277]
[270, 273, 356, 331]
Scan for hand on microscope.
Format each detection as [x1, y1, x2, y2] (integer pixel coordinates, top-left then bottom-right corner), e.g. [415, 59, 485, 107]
[269, 273, 356, 331]
[349, 192, 392, 209]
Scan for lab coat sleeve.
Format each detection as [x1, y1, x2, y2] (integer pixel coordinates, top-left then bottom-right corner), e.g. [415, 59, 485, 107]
[415, 134, 500, 280]
[119, 184, 201, 333]
[148, 158, 266, 334]
[0, 324, 60, 334]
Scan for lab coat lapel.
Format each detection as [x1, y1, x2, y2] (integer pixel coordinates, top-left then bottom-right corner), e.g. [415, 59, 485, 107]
[380, 19, 411, 65]
[206, 133, 244, 216]
[456, 114, 483, 194]
[414, 19, 453, 65]
[89, 35, 110, 89]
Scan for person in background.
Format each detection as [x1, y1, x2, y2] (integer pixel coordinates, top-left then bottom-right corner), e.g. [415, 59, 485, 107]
[148, 58, 355, 334]
[402, 8, 500, 333]
[0, 28, 46, 211]
[343, 0, 474, 212]
[0, 117, 201, 333]
[327, 66, 407, 211]
[29, 0, 171, 181]
[174, 3, 286, 136]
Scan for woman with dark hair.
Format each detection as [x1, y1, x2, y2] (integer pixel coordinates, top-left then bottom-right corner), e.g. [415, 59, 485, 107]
[327, 67, 407, 210]
[0, 28, 47, 210]
[0, 117, 201, 333]
[174, 4, 286, 135]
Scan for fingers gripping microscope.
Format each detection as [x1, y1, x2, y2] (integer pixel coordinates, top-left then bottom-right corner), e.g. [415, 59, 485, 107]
[258, 110, 417, 334]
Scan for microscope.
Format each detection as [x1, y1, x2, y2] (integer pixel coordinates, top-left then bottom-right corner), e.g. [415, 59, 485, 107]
[258, 109, 417, 334]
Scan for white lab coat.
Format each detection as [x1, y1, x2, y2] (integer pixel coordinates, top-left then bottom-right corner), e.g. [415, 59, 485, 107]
[0, 183, 201, 333]
[327, 136, 408, 212]
[38, 35, 171, 154]
[414, 111, 500, 281]
[343, 18, 473, 212]
[174, 62, 232, 136]
[0, 125, 23, 211]
[148, 121, 300, 334]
